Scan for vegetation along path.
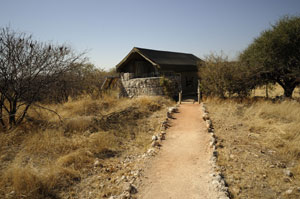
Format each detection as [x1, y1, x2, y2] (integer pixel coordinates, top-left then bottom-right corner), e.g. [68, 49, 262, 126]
[137, 103, 219, 199]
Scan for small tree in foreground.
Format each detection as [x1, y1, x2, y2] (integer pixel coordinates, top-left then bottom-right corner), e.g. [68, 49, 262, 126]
[240, 16, 300, 98]
[0, 27, 85, 129]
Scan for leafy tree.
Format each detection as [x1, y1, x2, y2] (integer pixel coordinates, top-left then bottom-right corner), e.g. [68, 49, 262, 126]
[0, 27, 85, 128]
[240, 16, 300, 98]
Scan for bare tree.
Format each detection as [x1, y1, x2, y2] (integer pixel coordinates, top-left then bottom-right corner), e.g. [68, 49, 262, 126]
[0, 27, 85, 129]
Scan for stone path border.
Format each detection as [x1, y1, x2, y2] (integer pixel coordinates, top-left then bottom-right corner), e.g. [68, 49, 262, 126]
[202, 102, 231, 199]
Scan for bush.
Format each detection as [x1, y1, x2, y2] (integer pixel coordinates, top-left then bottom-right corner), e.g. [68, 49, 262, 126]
[198, 53, 254, 98]
[159, 76, 173, 97]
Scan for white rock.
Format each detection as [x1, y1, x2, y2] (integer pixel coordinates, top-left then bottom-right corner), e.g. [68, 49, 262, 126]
[202, 113, 209, 120]
[218, 196, 229, 199]
[284, 169, 293, 177]
[208, 128, 214, 133]
[211, 137, 216, 144]
[215, 174, 222, 181]
[206, 120, 212, 128]
[151, 140, 160, 147]
[159, 133, 165, 140]
[168, 107, 174, 113]
[119, 191, 131, 199]
[285, 189, 293, 195]
[133, 170, 140, 177]
[152, 135, 158, 141]
[147, 148, 155, 154]
[123, 183, 137, 194]
[212, 179, 219, 186]
[210, 156, 217, 162]
[167, 112, 172, 118]
[94, 159, 101, 167]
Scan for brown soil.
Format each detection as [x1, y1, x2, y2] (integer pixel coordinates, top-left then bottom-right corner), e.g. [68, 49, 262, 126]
[137, 103, 218, 199]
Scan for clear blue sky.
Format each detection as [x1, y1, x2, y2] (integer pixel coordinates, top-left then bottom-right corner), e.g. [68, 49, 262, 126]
[1, 0, 299, 70]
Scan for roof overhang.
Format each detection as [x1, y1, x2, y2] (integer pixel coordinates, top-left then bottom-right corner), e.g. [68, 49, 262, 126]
[116, 48, 159, 72]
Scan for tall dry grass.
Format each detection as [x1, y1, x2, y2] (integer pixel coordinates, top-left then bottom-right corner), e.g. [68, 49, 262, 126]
[0, 93, 174, 199]
[207, 98, 300, 198]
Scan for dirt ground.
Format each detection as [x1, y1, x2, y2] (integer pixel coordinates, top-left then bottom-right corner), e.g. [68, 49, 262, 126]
[137, 103, 218, 199]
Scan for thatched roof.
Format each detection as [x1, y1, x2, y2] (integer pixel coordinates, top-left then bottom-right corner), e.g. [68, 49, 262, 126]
[116, 47, 201, 72]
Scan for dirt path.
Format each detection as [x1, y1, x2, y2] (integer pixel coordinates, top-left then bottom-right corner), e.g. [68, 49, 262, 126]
[137, 103, 218, 199]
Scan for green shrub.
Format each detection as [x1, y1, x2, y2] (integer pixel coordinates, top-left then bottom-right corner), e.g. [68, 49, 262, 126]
[160, 76, 173, 97]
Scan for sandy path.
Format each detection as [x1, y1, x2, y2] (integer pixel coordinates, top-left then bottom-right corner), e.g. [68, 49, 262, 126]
[137, 103, 217, 199]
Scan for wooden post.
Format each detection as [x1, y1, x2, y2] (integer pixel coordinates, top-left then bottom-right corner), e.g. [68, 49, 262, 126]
[266, 84, 269, 99]
[179, 91, 182, 104]
[197, 80, 201, 104]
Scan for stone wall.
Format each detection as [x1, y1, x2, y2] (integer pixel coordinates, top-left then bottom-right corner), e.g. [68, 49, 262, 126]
[120, 73, 181, 98]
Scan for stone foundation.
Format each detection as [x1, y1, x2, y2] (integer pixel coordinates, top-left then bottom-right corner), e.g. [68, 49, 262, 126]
[120, 73, 181, 98]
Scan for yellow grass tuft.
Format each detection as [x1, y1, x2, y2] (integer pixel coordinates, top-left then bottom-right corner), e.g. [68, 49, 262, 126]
[21, 130, 88, 158]
[63, 116, 94, 133]
[56, 149, 94, 170]
[1, 166, 43, 199]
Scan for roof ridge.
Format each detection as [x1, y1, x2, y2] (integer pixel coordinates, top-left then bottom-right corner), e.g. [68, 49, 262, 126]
[134, 47, 195, 56]
[116, 47, 201, 71]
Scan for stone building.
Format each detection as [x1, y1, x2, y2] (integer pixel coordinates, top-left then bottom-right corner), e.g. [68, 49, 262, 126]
[116, 47, 202, 97]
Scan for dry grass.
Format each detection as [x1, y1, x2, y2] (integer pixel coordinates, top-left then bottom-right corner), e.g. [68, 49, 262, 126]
[252, 84, 300, 98]
[206, 98, 300, 199]
[0, 93, 174, 199]
[1, 165, 81, 199]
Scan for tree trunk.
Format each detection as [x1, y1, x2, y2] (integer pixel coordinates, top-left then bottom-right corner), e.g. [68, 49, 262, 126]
[8, 99, 17, 128]
[283, 86, 295, 98]
[266, 84, 269, 98]
[0, 107, 5, 128]
[16, 103, 31, 125]
[277, 79, 297, 98]
[9, 111, 16, 127]
[0, 95, 6, 128]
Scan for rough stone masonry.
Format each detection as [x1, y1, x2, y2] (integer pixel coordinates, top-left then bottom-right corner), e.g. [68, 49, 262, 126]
[119, 73, 181, 98]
